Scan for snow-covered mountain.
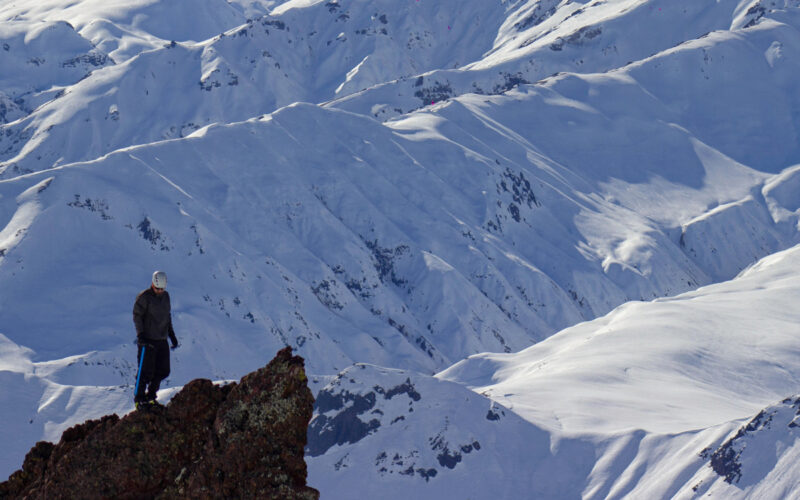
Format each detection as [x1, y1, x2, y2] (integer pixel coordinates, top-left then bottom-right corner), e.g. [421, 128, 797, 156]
[2, 0, 800, 497]
[310, 244, 800, 498]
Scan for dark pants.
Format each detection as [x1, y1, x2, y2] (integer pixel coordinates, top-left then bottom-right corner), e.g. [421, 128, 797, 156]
[134, 340, 170, 402]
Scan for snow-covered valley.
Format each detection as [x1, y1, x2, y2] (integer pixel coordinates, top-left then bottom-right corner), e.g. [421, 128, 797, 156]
[2, 0, 800, 498]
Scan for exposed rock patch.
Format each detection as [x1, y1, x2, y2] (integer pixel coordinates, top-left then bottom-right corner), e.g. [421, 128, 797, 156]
[0, 347, 319, 500]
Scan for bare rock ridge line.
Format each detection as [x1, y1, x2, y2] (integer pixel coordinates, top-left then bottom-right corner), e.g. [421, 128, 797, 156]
[0, 347, 320, 500]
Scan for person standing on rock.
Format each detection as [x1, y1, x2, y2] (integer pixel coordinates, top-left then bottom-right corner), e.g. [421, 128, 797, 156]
[133, 270, 179, 410]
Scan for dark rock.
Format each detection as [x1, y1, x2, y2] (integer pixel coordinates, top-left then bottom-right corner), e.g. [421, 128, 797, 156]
[325, 0, 340, 13]
[363, 238, 410, 287]
[307, 377, 424, 457]
[436, 447, 462, 469]
[492, 72, 530, 94]
[413, 81, 454, 106]
[744, 3, 767, 28]
[61, 52, 110, 68]
[137, 216, 168, 250]
[707, 396, 800, 486]
[306, 390, 380, 456]
[262, 19, 287, 31]
[514, 4, 557, 31]
[710, 408, 774, 484]
[0, 347, 319, 500]
[311, 279, 344, 311]
[416, 468, 437, 481]
[374, 378, 421, 401]
[551, 25, 602, 51]
[429, 434, 479, 470]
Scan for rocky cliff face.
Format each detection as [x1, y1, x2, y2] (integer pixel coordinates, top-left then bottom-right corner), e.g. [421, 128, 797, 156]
[0, 347, 319, 499]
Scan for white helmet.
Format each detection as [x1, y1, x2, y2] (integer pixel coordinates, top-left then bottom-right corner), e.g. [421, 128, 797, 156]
[152, 270, 167, 289]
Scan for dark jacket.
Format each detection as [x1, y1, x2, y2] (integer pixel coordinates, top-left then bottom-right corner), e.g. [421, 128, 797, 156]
[133, 288, 178, 345]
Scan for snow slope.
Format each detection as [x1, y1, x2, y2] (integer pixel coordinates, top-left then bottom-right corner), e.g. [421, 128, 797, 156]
[306, 363, 599, 499]
[442, 244, 800, 435]
[1, 0, 800, 497]
[308, 244, 800, 499]
[0, 0, 520, 175]
[7, 0, 799, 177]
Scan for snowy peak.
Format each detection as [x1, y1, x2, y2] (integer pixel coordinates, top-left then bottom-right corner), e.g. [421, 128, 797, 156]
[305, 244, 800, 498]
[4, 0, 800, 176]
[0, 20, 111, 104]
[0, 0, 513, 175]
[331, 0, 800, 121]
[0, 0, 248, 51]
[306, 363, 596, 499]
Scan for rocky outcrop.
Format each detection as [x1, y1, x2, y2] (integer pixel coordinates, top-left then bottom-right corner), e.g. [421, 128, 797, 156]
[703, 395, 800, 486]
[0, 347, 319, 499]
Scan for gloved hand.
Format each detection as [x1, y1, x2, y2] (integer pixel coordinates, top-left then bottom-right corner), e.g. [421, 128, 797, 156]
[137, 339, 154, 348]
[171, 342, 179, 351]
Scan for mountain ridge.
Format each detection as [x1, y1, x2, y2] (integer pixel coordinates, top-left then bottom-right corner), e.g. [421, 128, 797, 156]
[1, 1, 800, 497]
